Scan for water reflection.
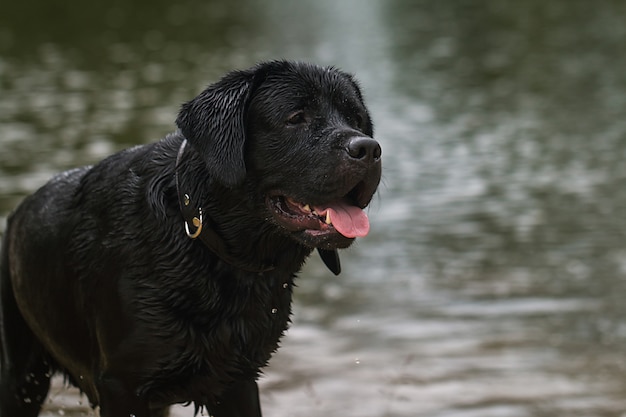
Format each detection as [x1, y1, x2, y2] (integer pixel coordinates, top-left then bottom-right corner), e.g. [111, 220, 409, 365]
[2, 0, 626, 416]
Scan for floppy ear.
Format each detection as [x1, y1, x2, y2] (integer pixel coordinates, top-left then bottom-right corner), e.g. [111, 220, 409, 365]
[176, 70, 257, 187]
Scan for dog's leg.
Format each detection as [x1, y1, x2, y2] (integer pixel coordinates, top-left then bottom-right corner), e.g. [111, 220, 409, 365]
[97, 374, 152, 417]
[0, 242, 52, 417]
[208, 378, 262, 417]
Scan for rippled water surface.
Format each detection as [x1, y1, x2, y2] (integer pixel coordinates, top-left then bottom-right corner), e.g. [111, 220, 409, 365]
[2, 1, 626, 416]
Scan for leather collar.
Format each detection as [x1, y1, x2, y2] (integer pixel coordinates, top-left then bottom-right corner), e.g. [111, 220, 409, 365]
[175, 139, 275, 273]
[175, 139, 341, 275]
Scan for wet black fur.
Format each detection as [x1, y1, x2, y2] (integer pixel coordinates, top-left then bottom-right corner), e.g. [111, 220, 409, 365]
[0, 61, 380, 417]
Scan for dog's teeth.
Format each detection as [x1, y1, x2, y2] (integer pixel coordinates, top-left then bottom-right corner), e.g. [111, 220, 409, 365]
[302, 204, 311, 213]
[325, 211, 332, 225]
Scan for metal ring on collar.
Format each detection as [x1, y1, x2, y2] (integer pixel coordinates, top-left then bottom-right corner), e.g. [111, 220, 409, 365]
[184, 208, 203, 239]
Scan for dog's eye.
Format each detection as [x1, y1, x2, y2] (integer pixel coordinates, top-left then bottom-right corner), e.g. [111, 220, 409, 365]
[286, 111, 307, 126]
[351, 113, 364, 129]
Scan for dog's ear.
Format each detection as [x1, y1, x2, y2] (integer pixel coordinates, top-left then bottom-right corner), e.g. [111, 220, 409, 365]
[176, 69, 258, 188]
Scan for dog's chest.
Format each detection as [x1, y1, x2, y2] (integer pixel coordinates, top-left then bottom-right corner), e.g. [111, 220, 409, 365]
[140, 272, 295, 403]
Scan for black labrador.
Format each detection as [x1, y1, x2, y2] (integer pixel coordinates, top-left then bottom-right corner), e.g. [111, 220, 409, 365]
[0, 60, 381, 417]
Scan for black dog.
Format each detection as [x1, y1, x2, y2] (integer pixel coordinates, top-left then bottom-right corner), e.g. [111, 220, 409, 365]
[0, 61, 381, 417]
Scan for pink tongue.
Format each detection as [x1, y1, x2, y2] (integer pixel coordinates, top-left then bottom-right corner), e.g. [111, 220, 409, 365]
[317, 201, 370, 238]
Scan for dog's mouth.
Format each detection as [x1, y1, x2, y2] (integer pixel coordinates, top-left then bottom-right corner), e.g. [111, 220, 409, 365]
[267, 181, 373, 243]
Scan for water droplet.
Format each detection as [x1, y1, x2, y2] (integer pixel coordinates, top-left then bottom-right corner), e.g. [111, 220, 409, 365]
[355, 358, 361, 365]
[58, 410, 65, 416]
[271, 308, 278, 314]
[282, 283, 288, 289]
[24, 397, 32, 404]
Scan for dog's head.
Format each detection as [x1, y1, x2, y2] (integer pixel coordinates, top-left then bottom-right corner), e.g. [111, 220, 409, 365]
[176, 61, 381, 270]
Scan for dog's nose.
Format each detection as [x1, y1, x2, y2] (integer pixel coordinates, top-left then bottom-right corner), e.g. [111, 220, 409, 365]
[346, 137, 382, 162]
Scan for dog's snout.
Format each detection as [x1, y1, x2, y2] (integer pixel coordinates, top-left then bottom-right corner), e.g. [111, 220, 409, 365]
[345, 137, 381, 162]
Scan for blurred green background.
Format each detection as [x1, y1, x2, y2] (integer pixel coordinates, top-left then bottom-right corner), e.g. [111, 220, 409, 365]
[2, 1, 626, 416]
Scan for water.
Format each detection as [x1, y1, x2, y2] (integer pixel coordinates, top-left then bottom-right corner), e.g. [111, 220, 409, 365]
[2, 1, 626, 416]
